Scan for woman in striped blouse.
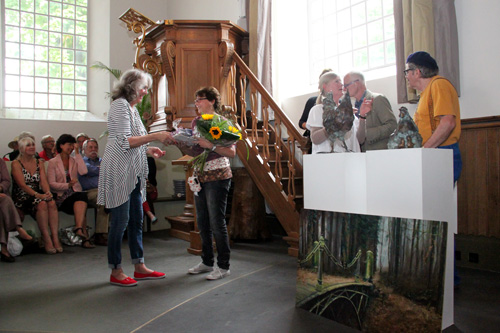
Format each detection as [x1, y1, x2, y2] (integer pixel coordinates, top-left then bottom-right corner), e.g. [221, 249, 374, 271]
[97, 69, 174, 287]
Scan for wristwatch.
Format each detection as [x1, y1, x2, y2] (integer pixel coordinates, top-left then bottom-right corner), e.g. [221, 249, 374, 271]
[211, 145, 217, 151]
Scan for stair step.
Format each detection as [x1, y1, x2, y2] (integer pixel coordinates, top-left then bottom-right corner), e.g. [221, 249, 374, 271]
[166, 216, 194, 233]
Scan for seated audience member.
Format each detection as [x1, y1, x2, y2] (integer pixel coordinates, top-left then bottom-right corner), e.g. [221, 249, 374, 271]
[18, 132, 41, 159]
[47, 134, 94, 249]
[11, 137, 61, 254]
[144, 156, 158, 224]
[143, 202, 157, 224]
[73, 133, 89, 156]
[0, 158, 34, 262]
[78, 138, 109, 246]
[7, 137, 20, 161]
[39, 135, 57, 161]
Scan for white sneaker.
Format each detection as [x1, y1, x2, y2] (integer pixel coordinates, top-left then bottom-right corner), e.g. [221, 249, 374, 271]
[206, 267, 230, 280]
[188, 262, 213, 275]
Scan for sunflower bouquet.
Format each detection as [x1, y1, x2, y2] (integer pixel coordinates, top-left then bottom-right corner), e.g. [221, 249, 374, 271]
[190, 113, 242, 173]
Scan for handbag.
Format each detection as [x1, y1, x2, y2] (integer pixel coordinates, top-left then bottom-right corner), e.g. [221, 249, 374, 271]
[59, 227, 82, 246]
[7, 232, 23, 257]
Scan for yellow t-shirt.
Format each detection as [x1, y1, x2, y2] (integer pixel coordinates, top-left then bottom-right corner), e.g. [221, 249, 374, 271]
[413, 76, 461, 146]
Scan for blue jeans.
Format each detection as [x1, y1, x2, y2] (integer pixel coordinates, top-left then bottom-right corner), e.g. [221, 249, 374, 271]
[107, 180, 144, 269]
[438, 142, 462, 286]
[437, 142, 462, 183]
[195, 179, 231, 270]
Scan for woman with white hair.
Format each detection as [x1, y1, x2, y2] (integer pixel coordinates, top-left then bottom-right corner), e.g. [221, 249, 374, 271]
[98, 68, 174, 287]
[306, 72, 361, 153]
[11, 137, 61, 254]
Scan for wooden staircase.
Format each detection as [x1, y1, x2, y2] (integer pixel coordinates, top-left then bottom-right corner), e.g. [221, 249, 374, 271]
[225, 54, 309, 256]
[122, 16, 308, 256]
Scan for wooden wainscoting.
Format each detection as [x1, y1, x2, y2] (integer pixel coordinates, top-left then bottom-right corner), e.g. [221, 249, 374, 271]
[458, 116, 500, 238]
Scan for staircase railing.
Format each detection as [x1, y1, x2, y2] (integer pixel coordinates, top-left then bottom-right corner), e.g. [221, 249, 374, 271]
[226, 52, 310, 256]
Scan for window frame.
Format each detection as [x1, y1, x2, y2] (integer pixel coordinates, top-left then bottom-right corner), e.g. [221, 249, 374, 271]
[307, 0, 395, 84]
[1, 0, 88, 112]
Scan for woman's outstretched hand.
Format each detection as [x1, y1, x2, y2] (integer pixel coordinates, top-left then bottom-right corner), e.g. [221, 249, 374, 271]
[147, 146, 165, 159]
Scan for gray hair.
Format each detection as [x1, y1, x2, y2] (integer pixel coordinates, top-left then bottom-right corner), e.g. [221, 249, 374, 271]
[18, 131, 35, 141]
[111, 68, 152, 103]
[82, 138, 98, 151]
[76, 133, 88, 140]
[41, 134, 53, 144]
[407, 63, 439, 78]
[346, 71, 365, 84]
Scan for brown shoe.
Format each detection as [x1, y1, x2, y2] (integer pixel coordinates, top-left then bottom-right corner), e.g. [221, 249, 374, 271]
[94, 233, 108, 246]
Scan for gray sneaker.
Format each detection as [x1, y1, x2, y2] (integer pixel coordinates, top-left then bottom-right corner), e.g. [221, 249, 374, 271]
[206, 267, 231, 280]
[188, 262, 213, 274]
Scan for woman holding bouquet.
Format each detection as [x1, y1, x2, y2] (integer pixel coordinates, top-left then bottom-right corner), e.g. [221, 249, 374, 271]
[98, 68, 174, 287]
[183, 86, 236, 280]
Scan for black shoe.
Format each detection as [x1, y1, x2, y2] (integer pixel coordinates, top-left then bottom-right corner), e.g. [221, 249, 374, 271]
[1, 253, 15, 263]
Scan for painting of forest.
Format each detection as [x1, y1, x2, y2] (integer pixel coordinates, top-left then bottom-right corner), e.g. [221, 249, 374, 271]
[296, 210, 448, 332]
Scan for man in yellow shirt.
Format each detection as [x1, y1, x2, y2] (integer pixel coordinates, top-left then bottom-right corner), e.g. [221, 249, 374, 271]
[405, 51, 462, 183]
[406, 51, 462, 289]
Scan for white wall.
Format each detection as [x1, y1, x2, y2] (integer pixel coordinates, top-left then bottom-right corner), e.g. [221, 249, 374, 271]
[455, 0, 499, 119]
[109, 0, 168, 74]
[88, 0, 111, 118]
[166, 0, 243, 22]
[278, 0, 500, 132]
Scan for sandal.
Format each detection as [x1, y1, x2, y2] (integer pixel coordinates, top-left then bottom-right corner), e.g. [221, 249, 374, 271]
[74, 227, 95, 249]
[81, 239, 95, 249]
[73, 227, 86, 238]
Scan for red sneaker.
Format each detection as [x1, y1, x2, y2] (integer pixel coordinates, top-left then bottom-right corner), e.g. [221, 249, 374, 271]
[110, 275, 138, 287]
[134, 271, 166, 280]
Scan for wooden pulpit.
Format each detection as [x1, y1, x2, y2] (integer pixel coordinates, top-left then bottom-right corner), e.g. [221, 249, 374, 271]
[133, 19, 249, 131]
[120, 11, 249, 256]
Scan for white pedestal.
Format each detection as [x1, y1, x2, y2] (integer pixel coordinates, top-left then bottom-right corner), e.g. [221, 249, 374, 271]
[303, 148, 455, 330]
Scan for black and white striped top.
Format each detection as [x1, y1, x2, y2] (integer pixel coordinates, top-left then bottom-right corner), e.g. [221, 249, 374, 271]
[97, 98, 148, 209]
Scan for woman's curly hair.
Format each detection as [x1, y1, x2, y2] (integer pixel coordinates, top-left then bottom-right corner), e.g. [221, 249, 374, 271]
[111, 68, 152, 103]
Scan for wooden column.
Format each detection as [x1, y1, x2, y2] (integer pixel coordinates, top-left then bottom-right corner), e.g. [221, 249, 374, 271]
[167, 155, 196, 243]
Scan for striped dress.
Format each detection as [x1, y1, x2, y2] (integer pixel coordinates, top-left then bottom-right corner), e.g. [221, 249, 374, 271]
[97, 98, 149, 209]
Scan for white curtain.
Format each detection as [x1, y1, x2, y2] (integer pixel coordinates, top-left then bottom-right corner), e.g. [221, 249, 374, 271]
[250, 0, 273, 120]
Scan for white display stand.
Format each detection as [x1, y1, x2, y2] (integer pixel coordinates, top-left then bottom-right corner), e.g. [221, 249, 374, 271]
[303, 148, 455, 330]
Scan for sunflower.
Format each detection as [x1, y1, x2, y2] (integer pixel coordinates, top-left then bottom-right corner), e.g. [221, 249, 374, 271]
[201, 114, 214, 121]
[228, 126, 239, 133]
[209, 126, 222, 140]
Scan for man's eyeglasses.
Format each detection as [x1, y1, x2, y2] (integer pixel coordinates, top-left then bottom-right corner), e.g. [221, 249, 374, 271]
[343, 79, 359, 88]
[404, 68, 416, 76]
[194, 97, 208, 103]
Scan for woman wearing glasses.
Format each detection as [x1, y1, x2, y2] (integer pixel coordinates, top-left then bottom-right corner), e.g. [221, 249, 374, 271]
[177, 86, 235, 280]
